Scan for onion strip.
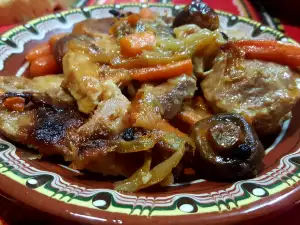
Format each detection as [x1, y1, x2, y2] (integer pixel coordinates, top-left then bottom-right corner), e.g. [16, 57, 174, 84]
[140, 143, 185, 189]
[115, 153, 152, 192]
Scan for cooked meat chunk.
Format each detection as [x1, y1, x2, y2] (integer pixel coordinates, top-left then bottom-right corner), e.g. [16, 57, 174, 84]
[31, 75, 75, 107]
[130, 83, 196, 150]
[62, 43, 123, 113]
[62, 51, 104, 113]
[201, 50, 300, 135]
[153, 74, 197, 119]
[98, 65, 131, 86]
[141, 74, 197, 120]
[72, 128, 151, 176]
[0, 106, 85, 161]
[0, 109, 34, 144]
[72, 18, 115, 37]
[56, 34, 118, 67]
[77, 82, 131, 138]
[0, 75, 75, 107]
[32, 107, 85, 160]
[31, 75, 65, 92]
[0, 76, 32, 93]
[63, 43, 131, 136]
[176, 96, 213, 125]
[112, 17, 173, 40]
[72, 126, 194, 186]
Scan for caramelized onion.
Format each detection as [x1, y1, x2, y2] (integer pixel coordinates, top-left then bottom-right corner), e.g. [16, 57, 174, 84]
[115, 153, 152, 192]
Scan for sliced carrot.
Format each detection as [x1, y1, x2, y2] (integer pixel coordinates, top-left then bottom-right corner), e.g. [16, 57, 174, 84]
[231, 40, 300, 69]
[26, 43, 51, 62]
[131, 59, 193, 81]
[29, 55, 60, 77]
[3, 97, 25, 112]
[49, 33, 67, 49]
[120, 32, 156, 57]
[139, 8, 157, 19]
[127, 13, 140, 26]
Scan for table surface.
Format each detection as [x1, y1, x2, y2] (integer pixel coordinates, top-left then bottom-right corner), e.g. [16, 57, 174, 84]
[0, 0, 299, 224]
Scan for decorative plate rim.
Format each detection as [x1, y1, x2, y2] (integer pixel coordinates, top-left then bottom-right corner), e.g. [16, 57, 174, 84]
[0, 3, 299, 225]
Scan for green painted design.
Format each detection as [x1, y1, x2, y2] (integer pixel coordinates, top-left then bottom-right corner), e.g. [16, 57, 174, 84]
[1, 38, 17, 48]
[226, 15, 239, 26]
[81, 7, 91, 18]
[24, 24, 39, 34]
[55, 13, 67, 23]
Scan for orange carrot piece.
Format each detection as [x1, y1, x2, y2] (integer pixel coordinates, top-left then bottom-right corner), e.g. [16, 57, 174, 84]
[29, 55, 60, 77]
[231, 40, 300, 68]
[120, 32, 156, 57]
[139, 8, 157, 19]
[49, 33, 67, 49]
[3, 97, 25, 112]
[25, 43, 51, 62]
[127, 13, 140, 26]
[131, 59, 193, 81]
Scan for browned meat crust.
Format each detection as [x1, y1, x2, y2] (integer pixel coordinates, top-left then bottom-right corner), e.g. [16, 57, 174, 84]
[0, 106, 85, 161]
[152, 74, 197, 119]
[0, 75, 75, 107]
[71, 128, 149, 176]
[201, 50, 300, 135]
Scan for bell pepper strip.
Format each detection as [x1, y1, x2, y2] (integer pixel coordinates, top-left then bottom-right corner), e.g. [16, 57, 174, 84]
[130, 59, 193, 81]
[25, 43, 51, 62]
[230, 40, 300, 69]
[29, 55, 60, 77]
[120, 32, 156, 57]
[3, 97, 25, 112]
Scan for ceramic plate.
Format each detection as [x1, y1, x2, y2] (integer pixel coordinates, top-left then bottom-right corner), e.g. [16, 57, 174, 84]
[0, 3, 299, 225]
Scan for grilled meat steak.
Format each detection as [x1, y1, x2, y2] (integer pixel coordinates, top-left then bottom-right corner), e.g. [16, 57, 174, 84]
[201, 50, 300, 135]
[0, 105, 85, 161]
[0, 75, 75, 107]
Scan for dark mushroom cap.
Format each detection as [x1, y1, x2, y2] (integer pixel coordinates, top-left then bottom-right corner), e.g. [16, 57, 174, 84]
[189, 113, 265, 181]
[173, 0, 220, 31]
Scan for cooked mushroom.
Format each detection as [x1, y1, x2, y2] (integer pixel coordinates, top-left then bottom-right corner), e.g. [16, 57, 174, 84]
[72, 18, 115, 37]
[52, 34, 94, 67]
[173, 0, 219, 31]
[189, 113, 264, 181]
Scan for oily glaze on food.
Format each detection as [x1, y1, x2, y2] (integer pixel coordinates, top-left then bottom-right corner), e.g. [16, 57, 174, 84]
[0, 1, 300, 192]
[189, 113, 264, 181]
[202, 45, 300, 134]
